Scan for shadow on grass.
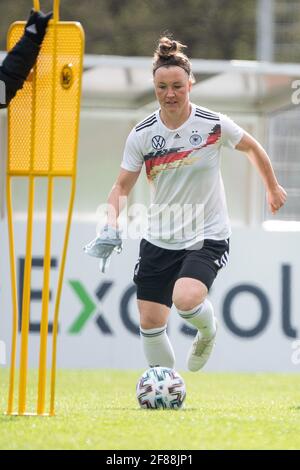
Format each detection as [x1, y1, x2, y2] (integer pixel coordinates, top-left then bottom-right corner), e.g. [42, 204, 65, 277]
[0, 406, 199, 416]
[103, 407, 198, 412]
[290, 406, 300, 411]
[0, 414, 54, 421]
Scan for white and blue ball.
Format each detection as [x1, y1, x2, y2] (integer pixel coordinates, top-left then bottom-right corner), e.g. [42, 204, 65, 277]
[136, 367, 186, 409]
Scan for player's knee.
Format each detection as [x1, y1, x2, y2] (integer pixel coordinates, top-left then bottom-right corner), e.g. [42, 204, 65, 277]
[139, 314, 164, 330]
[173, 287, 206, 311]
[173, 278, 207, 311]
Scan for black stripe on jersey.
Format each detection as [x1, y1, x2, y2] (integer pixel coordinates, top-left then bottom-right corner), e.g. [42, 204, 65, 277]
[135, 120, 158, 132]
[195, 109, 219, 119]
[195, 107, 219, 118]
[195, 113, 220, 121]
[136, 114, 156, 128]
[135, 114, 157, 131]
[195, 109, 220, 121]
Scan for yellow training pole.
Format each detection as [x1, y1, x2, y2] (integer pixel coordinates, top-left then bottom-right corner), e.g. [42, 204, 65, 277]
[6, 0, 84, 416]
[18, 177, 35, 415]
[53, 0, 60, 22]
[37, 4, 58, 416]
[6, 176, 19, 415]
[50, 178, 76, 416]
[33, 1, 60, 21]
[50, 0, 84, 416]
[17, 13, 39, 412]
[37, 178, 54, 415]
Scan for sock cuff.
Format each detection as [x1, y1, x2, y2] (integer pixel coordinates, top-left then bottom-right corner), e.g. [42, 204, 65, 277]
[140, 325, 167, 338]
[177, 303, 203, 319]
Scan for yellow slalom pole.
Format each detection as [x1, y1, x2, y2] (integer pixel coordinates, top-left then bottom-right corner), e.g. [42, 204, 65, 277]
[50, 14, 83, 412]
[18, 10, 39, 412]
[6, 176, 19, 415]
[36, 0, 59, 415]
[18, 176, 35, 415]
[37, 178, 54, 415]
[6, 0, 83, 415]
[50, 178, 76, 416]
[53, 0, 60, 22]
[50, 0, 78, 416]
[33, 1, 60, 19]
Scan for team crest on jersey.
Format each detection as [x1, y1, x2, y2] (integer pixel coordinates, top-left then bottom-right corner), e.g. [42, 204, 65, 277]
[189, 133, 203, 146]
[152, 135, 166, 150]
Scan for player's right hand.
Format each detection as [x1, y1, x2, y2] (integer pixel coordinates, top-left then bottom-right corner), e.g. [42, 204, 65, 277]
[83, 225, 122, 273]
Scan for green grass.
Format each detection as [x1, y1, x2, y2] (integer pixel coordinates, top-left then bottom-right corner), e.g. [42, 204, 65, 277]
[0, 370, 300, 450]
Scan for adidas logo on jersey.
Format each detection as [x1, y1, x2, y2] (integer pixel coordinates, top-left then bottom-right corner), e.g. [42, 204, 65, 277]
[174, 133, 181, 139]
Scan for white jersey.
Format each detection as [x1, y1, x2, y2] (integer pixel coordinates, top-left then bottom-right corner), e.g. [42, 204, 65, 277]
[121, 103, 244, 250]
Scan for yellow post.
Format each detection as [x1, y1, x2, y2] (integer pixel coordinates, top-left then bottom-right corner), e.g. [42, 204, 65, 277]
[18, 177, 35, 415]
[6, 177, 18, 415]
[6, 0, 84, 416]
[18, 27, 39, 413]
[37, 176, 54, 415]
[37, 2, 58, 417]
[34, 0, 59, 21]
[50, 178, 76, 416]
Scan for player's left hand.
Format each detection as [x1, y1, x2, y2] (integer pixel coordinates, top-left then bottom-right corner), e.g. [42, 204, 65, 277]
[267, 184, 287, 214]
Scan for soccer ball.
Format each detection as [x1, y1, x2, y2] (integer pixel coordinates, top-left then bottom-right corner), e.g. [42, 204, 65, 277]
[136, 367, 186, 409]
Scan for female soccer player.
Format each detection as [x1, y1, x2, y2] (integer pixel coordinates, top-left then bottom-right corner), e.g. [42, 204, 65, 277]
[85, 37, 287, 371]
[0, 8, 52, 108]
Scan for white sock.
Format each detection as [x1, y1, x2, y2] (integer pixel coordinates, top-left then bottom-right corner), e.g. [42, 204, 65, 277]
[140, 325, 175, 368]
[177, 299, 216, 338]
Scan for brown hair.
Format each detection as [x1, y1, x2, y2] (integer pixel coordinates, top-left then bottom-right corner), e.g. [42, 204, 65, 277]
[153, 36, 194, 81]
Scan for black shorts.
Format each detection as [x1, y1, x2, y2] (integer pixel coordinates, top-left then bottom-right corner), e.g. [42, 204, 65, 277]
[133, 238, 229, 308]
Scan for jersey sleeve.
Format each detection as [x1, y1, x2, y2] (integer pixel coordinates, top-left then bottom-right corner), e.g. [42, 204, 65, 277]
[121, 128, 144, 172]
[219, 113, 244, 148]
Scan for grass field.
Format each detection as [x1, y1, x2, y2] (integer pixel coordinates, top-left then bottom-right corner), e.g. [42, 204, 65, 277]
[0, 370, 300, 450]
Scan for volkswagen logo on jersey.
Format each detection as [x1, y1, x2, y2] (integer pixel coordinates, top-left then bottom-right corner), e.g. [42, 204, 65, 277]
[152, 135, 166, 150]
[189, 133, 203, 146]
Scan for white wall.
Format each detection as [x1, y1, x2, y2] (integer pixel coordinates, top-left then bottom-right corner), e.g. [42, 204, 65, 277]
[0, 220, 299, 372]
